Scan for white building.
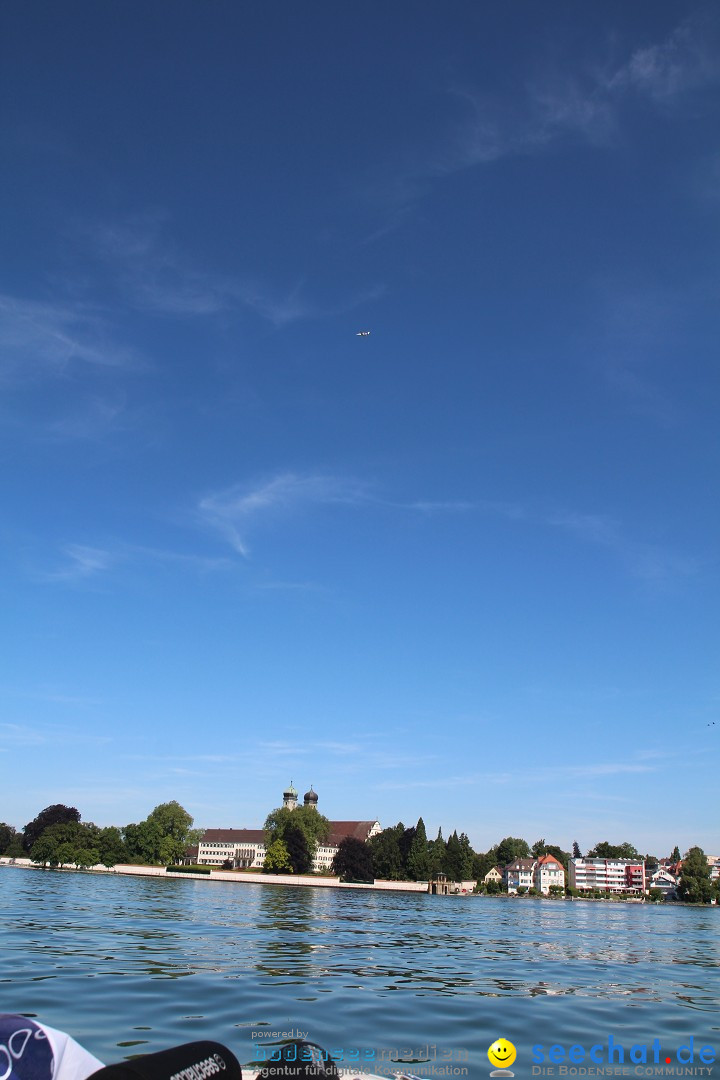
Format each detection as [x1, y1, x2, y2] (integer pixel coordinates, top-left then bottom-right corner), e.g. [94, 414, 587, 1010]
[649, 868, 677, 898]
[534, 854, 566, 894]
[196, 784, 381, 873]
[569, 857, 646, 893]
[197, 828, 266, 868]
[504, 858, 535, 893]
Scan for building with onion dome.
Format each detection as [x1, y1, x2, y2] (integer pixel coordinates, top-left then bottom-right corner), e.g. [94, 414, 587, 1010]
[196, 783, 381, 872]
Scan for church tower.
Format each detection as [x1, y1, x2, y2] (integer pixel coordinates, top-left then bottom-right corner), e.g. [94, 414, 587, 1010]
[303, 786, 318, 810]
[282, 781, 298, 810]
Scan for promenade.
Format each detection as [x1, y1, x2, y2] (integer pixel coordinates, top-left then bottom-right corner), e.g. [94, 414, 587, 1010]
[1, 857, 478, 894]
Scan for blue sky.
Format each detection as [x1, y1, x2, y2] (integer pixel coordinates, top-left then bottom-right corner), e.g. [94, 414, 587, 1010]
[2, 1, 718, 857]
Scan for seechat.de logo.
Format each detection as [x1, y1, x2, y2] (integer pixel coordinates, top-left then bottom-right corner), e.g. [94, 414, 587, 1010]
[488, 1039, 517, 1077]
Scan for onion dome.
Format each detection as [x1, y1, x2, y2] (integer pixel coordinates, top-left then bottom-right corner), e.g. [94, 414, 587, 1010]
[304, 787, 318, 804]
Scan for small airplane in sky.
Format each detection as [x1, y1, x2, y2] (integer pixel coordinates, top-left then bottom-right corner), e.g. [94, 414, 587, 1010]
[356, 330, 371, 337]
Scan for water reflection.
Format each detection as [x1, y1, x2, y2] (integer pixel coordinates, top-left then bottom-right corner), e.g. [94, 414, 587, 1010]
[255, 886, 318, 980]
[1, 869, 719, 1067]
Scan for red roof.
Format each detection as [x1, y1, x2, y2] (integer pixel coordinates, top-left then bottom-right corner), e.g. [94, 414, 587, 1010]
[537, 854, 564, 868]
[201, 821, 378, 847]
[326, 821, 378, 845]
[200, 829, 266, 844]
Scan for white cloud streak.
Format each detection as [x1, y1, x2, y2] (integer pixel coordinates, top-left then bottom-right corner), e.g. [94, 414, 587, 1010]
[90, 217, 383, 326]
[36, 540, 232, 585]
[0, 294, 138, 380]
[365, 13, 719, 221]
[609, 17, 719, 103]
[198, 473, 373, 556]
[198, 470, 695, 583]
[40, 544, 116, 583]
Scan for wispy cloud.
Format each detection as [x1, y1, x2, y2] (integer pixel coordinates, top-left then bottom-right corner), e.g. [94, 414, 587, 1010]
[89, 216, 383, 326]
[198, 473, 372, 556]
[0, 294, 138, 381]
[0, 722, 48, 747]
[0, 688, 103, 707]
[40, 544, 116, 583]
[198, 470, 696, 582]
[547, 510, 699, 581]
[45, 394, 129, 441]
[378, 759, 656, 791]
[588, 282, 688, 425]
[35, 539, 232, 585]
[560, 762, 654, 779]
[364, 13, 720, 224]
[126, 543, 233, 573]
[0, 721, 111, 749]
[608, 15, 720, 104]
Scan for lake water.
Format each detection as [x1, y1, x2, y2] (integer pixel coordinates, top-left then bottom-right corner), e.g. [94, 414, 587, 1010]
[1, 868, 718, 1075]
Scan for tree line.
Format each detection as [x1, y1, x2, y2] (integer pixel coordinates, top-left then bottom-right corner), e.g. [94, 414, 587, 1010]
[0, 802, 201, 869]
[2, 804, 717, 903]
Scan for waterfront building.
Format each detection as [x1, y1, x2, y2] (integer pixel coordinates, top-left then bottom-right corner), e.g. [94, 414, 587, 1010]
[504, 857, 535, 893]
[649, 867, 678, 898]
[569, 857, 646, 893]
[500, 856, 567, 895]
[196, 785, 381, 873]
[534, 854, 566, 893]
[483, 866, 503, 886]
[197, 828, 267, 868]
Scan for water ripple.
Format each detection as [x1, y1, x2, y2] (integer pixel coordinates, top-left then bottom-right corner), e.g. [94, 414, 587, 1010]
[1, 868, 718, 1070]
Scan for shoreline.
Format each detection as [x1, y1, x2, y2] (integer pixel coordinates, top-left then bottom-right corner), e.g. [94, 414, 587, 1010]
[0, 857, 436, 894]
[2, 858, 697, 903]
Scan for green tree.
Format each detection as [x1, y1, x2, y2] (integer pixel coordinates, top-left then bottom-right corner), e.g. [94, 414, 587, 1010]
[472, 847, 499, 881]
[76, 847, 100, 869]
[677, 847, 713, 903]
[572, 841, 582, 859]
[98, 826, 127, 868]
[30, 834, 60, 867]
[369, 825, 404, 880]
[407, 817, 430, 880]
[533, 840, 570, 869]
[444, 831, 461, 878]
[23, 805, 81, 852]
[496, 837, 530, 866]
[38, 820, 97, 866]
[55, 842, 76, 867]
[147, 802, 197, 864]
[284, 823, 312, 874]
[457, 833, 475, 880]
[332, 837, 374, 882]
[428, 828, 445, 877]
[587, 841, 639, 860]
[444, 831, 474, 880]
[4, 834, 24, 858]
[398, 825, 416, 876]
[0, 823, 18, 855]
[123, 819, 164, 864]
[263, 838, 292, 873]
[670, 845, 681, 863]
[123, 803, 197, 865]
[264, 805, 330, 870]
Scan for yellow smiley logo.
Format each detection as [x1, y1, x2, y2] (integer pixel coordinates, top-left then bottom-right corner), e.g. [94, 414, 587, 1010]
[488, 1039, 517, 1069]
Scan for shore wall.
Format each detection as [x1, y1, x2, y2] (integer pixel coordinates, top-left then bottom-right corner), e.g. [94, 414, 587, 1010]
[1, 858, 474, 894]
